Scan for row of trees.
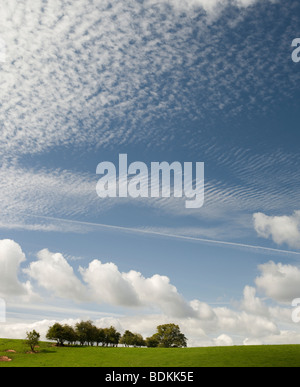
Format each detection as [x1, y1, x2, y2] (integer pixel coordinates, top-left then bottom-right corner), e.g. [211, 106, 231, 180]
[46, 321, 187, 348]
[46, 321, 120, 347]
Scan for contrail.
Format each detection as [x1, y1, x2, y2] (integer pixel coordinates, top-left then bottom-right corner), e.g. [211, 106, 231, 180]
[28, 214, 300, 256]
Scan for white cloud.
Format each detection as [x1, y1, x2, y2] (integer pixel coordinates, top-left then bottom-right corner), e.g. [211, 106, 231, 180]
[0, 0, 290, 162]
[81, 260, 196, 317]
[240, 286, 269, 316]
[244, 331, 300, 346]
[0, 164, 100, 219]
[79, 260, 140, 307]
[0, 239, 34, 299]
[2, 238, 300, 346]
[253, 211, 300, 250]
[0, 309, 292, 347]
[213, 334, 233, 346]
[0, 0, 296, 240]
[255, 261, 300, 304]
[162, 0, 262, 15]
[190, 300, 216, 320]
[0, 318, 80, 341]
[213, 307, 279, 338]
[2, 160, 300, 248]
[22, 246, 195, 317]
[25, 249, 88, 302]
[123, 270, 195, 317]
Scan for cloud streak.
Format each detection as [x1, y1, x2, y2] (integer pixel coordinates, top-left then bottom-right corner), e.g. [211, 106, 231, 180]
[19, 214, 300, 256]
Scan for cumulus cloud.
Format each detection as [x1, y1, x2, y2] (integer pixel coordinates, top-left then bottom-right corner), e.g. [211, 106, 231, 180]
[0, 238, 195, 317]
[213, 334, 233, 346]
[240, 286, 269, 316]
[244, 331, 300, 346]
[2, 238, 300, 346]
[25, 249, 88, 302]
[190, 300, 216, 321]
[213, 307, 279, 338]
[80, 260, 140, 307]
[79, 259, 196, 317]
[23, 247, 195, 317]
[123, 270, 195, 317]
[253, 211, 300, 250]
[0, 239, 34, 299]
[255, 261, 300, 304]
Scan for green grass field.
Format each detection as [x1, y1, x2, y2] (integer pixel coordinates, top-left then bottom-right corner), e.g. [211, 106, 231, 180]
[1, 338, 300, 367]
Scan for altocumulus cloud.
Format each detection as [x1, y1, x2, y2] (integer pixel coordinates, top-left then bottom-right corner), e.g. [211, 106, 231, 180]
[0, 0, 290, 160]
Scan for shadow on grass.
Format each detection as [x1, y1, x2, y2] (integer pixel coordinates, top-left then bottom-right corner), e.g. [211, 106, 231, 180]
[40, 349, 57, 354]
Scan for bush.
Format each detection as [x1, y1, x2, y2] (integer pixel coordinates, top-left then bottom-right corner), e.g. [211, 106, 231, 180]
[26, 330, 40, 352]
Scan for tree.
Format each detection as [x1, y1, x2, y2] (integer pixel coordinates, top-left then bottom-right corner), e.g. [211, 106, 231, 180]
[89, 324, 100, 346]
[103, 326, 121, 347]
[132, 333, 146, 347]
[145, 335, 159, 348]
[75, 320, 96, 346]
[151, 324, 187, 348]
[26, 330, 40, 352]
[120, 331, 145, 347]
[45, 321, 132, 348]
[46, 323, 66, 346]
[94, 327, 106, 347]
[62, 324, 78, 345]
[120, 330, 135, 347]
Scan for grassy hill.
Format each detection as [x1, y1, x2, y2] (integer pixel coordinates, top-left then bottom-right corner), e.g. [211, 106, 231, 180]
[1, 338, 300, 367]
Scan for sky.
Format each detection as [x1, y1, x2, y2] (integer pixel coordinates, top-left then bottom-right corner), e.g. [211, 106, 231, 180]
[0, 0, 300, 347]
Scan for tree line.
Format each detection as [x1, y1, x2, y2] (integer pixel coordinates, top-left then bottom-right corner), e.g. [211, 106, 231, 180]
[45, 321, 187, 348]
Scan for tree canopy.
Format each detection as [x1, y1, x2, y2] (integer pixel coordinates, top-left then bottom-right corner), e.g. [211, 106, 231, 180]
[46, 321, 121, 347]
[120, 330, 146, 347]
[146, 324, 187, 348]
[26, 330, 40, 352]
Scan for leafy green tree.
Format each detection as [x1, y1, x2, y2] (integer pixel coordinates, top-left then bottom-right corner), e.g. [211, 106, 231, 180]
[152, 324, 187, 348]
[120, 331, 145, 347]
[26, 330, 40, 352]
[103, 326, 121, 347]
[46, 323, 66, 346]
[75, 320, 95, 346]
[132, 333, 146, 347]
[120, 330, 135, 347]
[94, 327, 106, 347]
[89, 324, 100, 346]
[145, 335, 159, 348]
[62, 324, 78, 345]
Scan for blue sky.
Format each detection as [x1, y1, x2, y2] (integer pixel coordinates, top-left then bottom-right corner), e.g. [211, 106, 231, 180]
[0, 0, 300, 346]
